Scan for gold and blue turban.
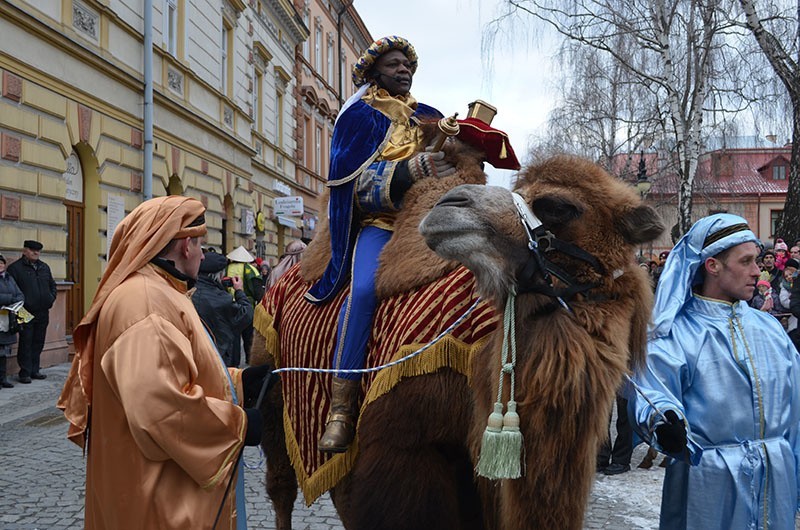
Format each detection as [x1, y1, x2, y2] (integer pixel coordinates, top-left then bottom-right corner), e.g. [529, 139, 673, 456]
[352, 36, 418, 87]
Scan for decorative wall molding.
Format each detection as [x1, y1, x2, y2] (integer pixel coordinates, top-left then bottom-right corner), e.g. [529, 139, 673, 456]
[72, 1, 99, 42]
[167, 67, 184, 96]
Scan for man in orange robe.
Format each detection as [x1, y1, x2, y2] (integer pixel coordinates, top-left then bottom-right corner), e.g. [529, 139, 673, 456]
[58, 196, 271, 529]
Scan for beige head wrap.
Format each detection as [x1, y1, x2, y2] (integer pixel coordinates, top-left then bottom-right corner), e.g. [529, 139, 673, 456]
[269, 239, 307, 288]
[57, 196, 206, 448]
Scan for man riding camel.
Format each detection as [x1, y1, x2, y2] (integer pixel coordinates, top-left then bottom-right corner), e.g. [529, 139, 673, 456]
[307, 36, 455, 453]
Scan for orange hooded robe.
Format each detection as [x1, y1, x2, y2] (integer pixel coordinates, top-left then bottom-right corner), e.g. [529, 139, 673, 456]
[58, 196, 249, 529]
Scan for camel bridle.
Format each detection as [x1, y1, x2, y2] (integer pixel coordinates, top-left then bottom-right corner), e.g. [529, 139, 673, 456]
[510, 192, 613, 306]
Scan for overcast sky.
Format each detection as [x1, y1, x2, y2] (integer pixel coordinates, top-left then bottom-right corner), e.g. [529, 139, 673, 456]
[352, 0, 559, 187]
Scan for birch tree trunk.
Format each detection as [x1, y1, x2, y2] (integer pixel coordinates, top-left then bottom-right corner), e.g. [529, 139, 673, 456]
[739, 0, 800, 241]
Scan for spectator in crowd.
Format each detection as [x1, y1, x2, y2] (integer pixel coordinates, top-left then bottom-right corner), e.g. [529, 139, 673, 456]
[775, 239, 789, 270]
[0, 254, 23, 388]
[7, 240, 56, 384]
[652, 250, 669, 287]
[597, 393, 633, 475]
[628, 213, 800, 530]
[750, 279, 779, 314]
[760, 249, 782, 291]
[269, 239, 307, 289]
[779, 258, 799, 335]
[790, 244, 800, 261]
[56, 196, 273, 529]
[192, 250, 253, 367]
[226, 246, 265, 363]
[255, 258, 272, 285]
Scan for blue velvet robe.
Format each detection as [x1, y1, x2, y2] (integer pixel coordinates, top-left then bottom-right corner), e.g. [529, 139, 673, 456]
[629, 295, 800, 530]
[305, 97, 441, 304]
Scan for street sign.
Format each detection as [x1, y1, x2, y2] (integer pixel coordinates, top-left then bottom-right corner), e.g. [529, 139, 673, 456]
[274, 196, 303, 216]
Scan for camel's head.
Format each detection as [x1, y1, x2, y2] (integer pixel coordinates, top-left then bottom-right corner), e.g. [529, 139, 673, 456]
[419, 155, 664, 302]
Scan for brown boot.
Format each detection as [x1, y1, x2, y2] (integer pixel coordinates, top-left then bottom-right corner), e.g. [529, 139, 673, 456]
[318, 377, 361, 453]
[638, 447, 658, 469]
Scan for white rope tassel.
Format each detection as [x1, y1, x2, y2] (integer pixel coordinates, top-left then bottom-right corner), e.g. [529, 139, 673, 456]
[476, 291, 524, 479]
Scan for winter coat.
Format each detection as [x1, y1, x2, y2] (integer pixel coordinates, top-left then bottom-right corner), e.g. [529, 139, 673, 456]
[225, 262, 265, 307]
[0, 271, 24, 345]
[191, 275, 253, 366]
[7, 257, 56, 314]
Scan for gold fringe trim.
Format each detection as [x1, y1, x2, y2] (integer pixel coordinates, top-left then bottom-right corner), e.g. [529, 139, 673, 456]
[286, 333, 491, 505]
[253, 304, 281, 366]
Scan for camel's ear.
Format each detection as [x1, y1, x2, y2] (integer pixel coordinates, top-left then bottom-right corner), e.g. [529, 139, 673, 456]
[532, 195, 584, 228]
[616, 205, 664, 244]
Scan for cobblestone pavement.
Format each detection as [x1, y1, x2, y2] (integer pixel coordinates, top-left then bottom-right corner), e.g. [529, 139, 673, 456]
[1, 363, 672, 529]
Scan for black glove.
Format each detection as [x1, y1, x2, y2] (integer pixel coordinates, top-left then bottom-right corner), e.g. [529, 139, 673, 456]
[655, 410, 687, 454]
[242, 364, 277, 408]
[243, 408, 264, 446]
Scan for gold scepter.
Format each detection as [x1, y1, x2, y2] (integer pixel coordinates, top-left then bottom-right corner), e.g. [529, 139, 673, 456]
[431, 112, 460, 152]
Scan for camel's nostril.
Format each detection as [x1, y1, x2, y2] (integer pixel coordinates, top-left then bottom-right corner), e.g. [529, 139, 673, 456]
[434, 193, 471, 208]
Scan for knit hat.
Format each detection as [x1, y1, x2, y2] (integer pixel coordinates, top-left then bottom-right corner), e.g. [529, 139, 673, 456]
[775, 239, 788, 252]
[784, 258, 800, 270]
[199, 251, 228, 274]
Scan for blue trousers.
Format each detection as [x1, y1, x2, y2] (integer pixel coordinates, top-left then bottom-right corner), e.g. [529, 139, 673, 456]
[332, 226, 391, 380]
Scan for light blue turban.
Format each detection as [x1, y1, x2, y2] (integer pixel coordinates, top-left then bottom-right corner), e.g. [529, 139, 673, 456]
[650, 213, 760, 338]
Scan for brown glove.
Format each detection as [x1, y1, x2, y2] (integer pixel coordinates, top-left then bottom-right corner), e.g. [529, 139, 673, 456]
[406, 150, 456, 181]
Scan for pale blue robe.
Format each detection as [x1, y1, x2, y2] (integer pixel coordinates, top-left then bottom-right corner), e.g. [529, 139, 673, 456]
[630, 295, 800, 530]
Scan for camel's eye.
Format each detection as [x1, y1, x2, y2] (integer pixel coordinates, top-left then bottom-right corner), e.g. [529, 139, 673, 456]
[531, 195, 584, 227]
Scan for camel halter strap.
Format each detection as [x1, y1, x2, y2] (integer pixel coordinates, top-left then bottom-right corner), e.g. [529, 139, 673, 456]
[476, 290, 524, 480]
[510, 192, 611, 304]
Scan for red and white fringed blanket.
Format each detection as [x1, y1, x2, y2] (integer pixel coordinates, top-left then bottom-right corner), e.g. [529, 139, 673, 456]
[253, 264, 497, 505]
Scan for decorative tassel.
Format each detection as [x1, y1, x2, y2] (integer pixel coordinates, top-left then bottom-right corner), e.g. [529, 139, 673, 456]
[476, 401, 523, 479]
[476, 291, 524, 480]
[476, 402, 506, 479]
[499, 139, 508, 159]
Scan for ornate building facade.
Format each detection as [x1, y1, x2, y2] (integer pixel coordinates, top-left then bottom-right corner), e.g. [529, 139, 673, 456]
[292, 0, 371, 233]
[0, 0, 309, 367]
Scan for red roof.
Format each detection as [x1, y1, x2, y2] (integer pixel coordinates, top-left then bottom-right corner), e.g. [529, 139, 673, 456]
[637, 147, 791, 197]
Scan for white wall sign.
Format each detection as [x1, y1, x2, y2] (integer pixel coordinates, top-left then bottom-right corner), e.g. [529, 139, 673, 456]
[106, 194, 126, 259]
[64, 152, 84, 203]
[273, 196, 303, 216]
[273, 180, 292, 195]
[242, 208, 255, 235]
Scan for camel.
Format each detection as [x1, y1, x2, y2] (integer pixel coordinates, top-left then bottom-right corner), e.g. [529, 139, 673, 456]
[253, 145, 663, 529]
[419, 156, 664, 529]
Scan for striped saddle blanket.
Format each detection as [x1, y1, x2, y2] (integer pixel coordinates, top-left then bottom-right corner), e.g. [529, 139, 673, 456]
[253, 264, 497, 504]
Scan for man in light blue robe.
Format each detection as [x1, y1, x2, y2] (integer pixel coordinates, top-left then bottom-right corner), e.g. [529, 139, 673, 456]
[628, 213, 800, 530]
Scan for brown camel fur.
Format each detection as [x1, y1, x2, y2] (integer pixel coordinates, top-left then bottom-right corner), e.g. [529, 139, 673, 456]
[420, 155, 664, 529]
[253, 149, 663, 530]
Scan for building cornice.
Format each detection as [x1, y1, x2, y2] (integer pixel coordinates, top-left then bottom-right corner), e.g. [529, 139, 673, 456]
[265, 0, 309, 43]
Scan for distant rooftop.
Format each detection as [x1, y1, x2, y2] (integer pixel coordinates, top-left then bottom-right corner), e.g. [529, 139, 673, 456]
[704, 135, 791, 151]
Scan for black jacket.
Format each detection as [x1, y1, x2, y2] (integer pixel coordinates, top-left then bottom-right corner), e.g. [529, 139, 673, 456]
[0, 272, 24, 345]
[7, 257, 56, 314]
[191, 275, 253, 366]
